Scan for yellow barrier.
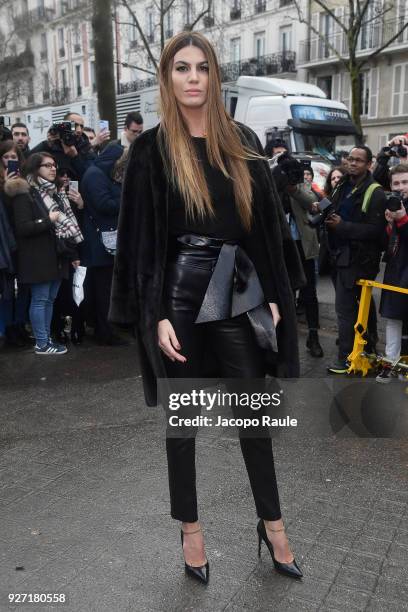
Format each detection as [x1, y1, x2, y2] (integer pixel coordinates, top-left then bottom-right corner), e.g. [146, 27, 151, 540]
[347, 279, 408, 376]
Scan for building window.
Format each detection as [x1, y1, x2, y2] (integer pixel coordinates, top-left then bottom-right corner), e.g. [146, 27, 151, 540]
[165, 7, 173, 38]
[147, 8, 154, 43]
[392, 63, 408, 116]
[230, 37, 241, 62]
[75, 64, 82, 97]
[73, 28, 81, 53]
[359, 71, 370, 116]
[43, 73, 50, 101]
[317, 75, 332, 99]
[27, 77, 34, 104]
[279, 25, 292, 53]
[61, 68, 67, 90]
[230, 0, 241, 20]
[254, 31, 266, 59]
[58, 28, 65, 57]
[40, 32, 48, 60]
[91, 61, 97, 93]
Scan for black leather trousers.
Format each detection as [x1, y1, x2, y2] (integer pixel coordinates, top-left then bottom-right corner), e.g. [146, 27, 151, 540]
[163, 238, 282, 523]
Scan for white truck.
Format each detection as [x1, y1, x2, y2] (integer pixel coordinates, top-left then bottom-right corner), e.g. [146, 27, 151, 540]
[227, 76, 357, 161]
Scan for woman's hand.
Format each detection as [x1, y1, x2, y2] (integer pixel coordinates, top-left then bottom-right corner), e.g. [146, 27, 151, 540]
[68, 189, 84, 209]
[158, 319, 186, 363]
[5, 169, 19, 182]
[269, 302, 281, 327]
[49, 210, 60, 223]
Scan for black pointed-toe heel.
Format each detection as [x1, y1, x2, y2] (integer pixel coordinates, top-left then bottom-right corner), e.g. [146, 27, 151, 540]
[257, 519, 303, 579]
[181, 527, 209, 584]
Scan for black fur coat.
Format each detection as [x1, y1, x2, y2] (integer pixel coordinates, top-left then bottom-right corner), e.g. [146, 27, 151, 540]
[109, 124, 305, 406]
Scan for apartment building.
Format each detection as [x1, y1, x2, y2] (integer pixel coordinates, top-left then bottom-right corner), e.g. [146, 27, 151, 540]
[0, 0, 308, 119]
[297, 0, 408, 151]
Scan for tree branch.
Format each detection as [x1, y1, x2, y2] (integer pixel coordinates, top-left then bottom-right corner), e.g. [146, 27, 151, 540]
[119, 0, 159, 70]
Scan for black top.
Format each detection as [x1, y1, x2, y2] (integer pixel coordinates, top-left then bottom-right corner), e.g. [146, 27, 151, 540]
[168, 137, 277, 303]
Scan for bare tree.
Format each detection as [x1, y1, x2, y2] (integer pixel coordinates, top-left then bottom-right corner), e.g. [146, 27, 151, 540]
[117, 0, 213, 75]
[92, 0, 118, 138]
[292, 0, 408, 141]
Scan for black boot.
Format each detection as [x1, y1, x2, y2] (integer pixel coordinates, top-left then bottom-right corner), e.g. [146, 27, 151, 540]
[306, 330, 323, 358]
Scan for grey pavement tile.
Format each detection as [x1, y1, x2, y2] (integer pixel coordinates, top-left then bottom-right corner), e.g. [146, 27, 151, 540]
[394, 529, 408, 548]
[381, 559, 408, 584]
[0, 486, 32, 508]
[343, 551, 384, 575]
[324, 584, 372, 610]
[351, 536, 391, 558]
[386, 542, 408, 564]
[317, 526, 359, 550]
[285, 576, 331, 605]
[360, 522, 398, 543]
[366, 597, 408, 611]
[334, 567, 378, 593]
[374, 576, 408, 604]
[373, 499, 407, 516]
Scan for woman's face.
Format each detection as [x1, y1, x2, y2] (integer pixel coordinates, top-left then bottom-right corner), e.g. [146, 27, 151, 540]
[37, 156, 57, 182]
[59, 172, 70, 187]
[171, 45, 209, 111]
[330, 169, 343, 189]
[2, 150, 18, 169]
[304, 170, 313, 184]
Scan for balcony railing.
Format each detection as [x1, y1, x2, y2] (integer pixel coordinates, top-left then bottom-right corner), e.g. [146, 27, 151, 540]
[147, 33, 155, 43]
[299, 17, 408, 64]
[27, 94, 34, 104]
[230, 8, 241, 20]
[14, 6, 55, 31]
[117, 51, 296, 95]
[51, 87, 71, 105]
[0, 49, 35, 73]
[220, 51, 296, 82]
[129, 39, 138, 49]
[43, 90, 50, 102]
[76, 86, 82, 97]
[255, 0, 266, 13]
[165, 29, 173, 38]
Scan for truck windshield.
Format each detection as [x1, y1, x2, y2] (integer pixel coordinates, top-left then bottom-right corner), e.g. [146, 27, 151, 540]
[293, 132, 356, 161]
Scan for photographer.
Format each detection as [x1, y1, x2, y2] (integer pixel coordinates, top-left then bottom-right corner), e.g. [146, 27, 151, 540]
[272, 154, 323, 357]
[30, 112, 96, 181]
[325, 146, 387, 374]
[373, 134, 408, 191]
[376, 164, 408, 382]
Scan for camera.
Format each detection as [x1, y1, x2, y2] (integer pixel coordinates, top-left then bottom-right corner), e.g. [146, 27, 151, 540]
[385, 191, 404, 212]
[271, 153, 308, 192]
[308, 197, 335, 227]
[382, 141, 408, 158]
[49, 121, 76, 146]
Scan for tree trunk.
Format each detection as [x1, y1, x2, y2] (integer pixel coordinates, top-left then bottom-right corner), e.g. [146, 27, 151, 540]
[92, 0, 118, 139]
[349, 62, 363, 144]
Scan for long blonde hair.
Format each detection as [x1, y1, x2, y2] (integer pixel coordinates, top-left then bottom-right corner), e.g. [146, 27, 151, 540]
[158, 32, 259, 231]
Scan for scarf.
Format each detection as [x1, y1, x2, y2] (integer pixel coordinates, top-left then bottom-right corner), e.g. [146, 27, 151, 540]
[27, 176, 83, 244]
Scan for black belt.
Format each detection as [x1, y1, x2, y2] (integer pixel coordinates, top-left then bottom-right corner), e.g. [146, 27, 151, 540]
[175, 234, 278, 352]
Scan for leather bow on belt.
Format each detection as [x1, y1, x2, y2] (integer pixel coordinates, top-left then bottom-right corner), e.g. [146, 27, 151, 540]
[176, 235, 278, 353]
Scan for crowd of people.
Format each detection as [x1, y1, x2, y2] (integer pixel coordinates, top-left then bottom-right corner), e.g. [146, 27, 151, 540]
[0, 110, 143, 353]
[0, 106, 407, 381]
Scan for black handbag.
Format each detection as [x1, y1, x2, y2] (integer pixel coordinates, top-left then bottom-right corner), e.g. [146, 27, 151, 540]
[55, 236, 77, 259]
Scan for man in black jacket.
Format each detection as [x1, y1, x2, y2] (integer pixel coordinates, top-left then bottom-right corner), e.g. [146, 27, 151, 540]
[325, 145, 387, 373]
[29, 112, 95, 180]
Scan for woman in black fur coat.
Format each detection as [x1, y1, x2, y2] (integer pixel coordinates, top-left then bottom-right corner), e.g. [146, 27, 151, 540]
[110, 32, 305, 584]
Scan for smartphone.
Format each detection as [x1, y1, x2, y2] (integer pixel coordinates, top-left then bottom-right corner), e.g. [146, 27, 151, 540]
[7, 160, 20, 174]
[69, 180, 79, 192]
[99, 119, 109, 132]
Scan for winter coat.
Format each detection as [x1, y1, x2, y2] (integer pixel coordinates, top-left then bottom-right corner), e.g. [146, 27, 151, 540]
[329, 172, 387, 288]
[4, 177, 69, 284]
[380, 211, 408, 321]
[109, 124, 306, 407]
[80, 144, 123, 268]
[0, 194, 16, 299]
[289, 184, 320, 260]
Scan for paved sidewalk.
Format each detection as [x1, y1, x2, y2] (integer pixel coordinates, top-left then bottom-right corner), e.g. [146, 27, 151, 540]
[0, 282, 407, 612]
